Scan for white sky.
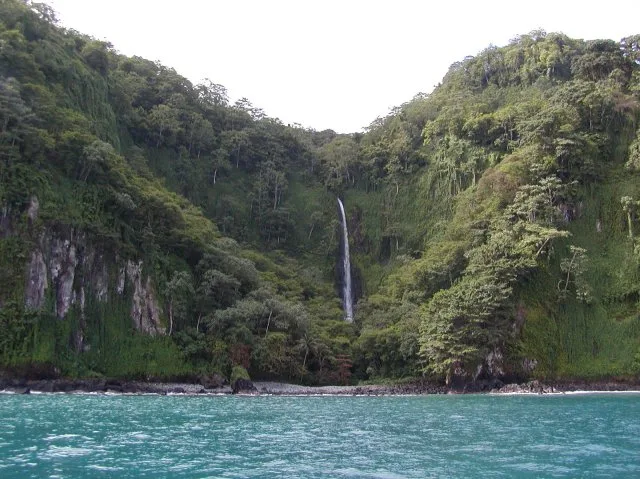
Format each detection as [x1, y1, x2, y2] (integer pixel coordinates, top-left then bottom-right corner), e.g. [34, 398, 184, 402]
[48, 0, 640, 133]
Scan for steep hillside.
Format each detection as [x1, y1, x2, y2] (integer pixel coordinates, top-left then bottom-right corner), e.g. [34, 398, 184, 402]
[1, 0, 640, 386]
[351, 31, 640, 383]
[0, 0, 347, 383]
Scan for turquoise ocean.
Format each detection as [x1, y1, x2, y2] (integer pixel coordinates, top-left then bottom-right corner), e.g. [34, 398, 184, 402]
[1, 393, 639, 478]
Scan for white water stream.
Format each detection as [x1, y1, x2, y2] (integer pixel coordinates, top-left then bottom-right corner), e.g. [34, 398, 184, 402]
[337, 198, 353, 322]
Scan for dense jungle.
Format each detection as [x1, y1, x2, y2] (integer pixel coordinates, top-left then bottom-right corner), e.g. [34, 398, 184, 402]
[1, 0, 640, 386]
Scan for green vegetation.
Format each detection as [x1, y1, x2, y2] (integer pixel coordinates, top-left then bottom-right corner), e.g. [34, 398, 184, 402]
[1, 1, 639, 385]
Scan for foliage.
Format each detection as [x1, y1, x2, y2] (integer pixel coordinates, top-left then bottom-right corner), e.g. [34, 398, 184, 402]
[1, 1, 639, 383]
[230, 365, 250, 383]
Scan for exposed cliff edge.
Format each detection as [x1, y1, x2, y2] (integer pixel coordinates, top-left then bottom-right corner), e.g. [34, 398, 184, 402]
[15, 197, 164, 346]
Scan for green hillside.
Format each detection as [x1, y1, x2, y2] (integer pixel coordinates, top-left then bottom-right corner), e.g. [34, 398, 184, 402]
[1, 0, 639, 386]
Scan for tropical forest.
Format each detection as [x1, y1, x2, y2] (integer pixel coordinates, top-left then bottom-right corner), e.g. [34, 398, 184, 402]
[1, 0, 640, 388]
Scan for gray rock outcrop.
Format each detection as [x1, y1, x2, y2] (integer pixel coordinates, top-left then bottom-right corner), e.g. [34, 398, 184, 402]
[25, 250, 47, 309]
[126, 260, 162, 335]
[19, 198, 164, 338]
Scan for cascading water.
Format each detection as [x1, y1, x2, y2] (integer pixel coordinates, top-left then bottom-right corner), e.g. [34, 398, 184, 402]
[337, 198, 354, 322]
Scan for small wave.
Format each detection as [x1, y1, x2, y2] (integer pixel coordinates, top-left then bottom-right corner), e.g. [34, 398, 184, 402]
[2, 393, 639, 478]
[333, 467, 407, 478]
[40, 446, 94, 458]
[86, 464, 123, 472]
[578, 443, 618, 455]
[44, 434, 82, 441]
[493, 390, 640, 396]
[527, 444, 566, 453]
[508, 462, 575, 475]
[489, 391, 542, 396]
[370, 473, 409, 479]
[562, 390, 640, 395]
[215, 453, 243, 460]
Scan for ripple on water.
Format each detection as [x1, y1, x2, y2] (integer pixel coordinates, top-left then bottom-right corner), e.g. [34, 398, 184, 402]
[43, 434, 85, 441]
[0, 394, 638, 478]
[40, 445, 94, 458]
[85, 464, 123, 472]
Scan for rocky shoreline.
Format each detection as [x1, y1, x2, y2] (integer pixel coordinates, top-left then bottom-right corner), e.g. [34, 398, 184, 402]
[1, 377, 639, 396]
[0, 377, 447, 396]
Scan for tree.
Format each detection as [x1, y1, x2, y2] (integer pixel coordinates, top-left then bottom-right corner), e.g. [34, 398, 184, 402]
[80, 139, 116, 182]
[208, 298, 265, 336]
[319, 136, 359, 188]
[173, 327, 211, 364]
[0, 77, 35, 162]
[221, 130, 249, 168]
[185, 112, 213, 157]
[420, 171, 570, 381]
[296, 333, 319, 371]
[621, 196, 638, 240]
[308, 211, 323, 240]
[164, 270, 194, 335]
[335, 354, 353, 385]
[210, 149, 231, 185]
[432, 135, 486, 195]
[507, 175, 568, 225]
[195, 79, 229, 107]
[252, 332, 289, 377]
[246, 288, 308, 337]
[571, 39, 631, 82]
[81, 40, 110, 75]
[558, 246, 591, 302]
[234, 97, 265, 121]
[625, 131, 640, 171]
[197, 268, 241, 313]
[147, 104, 179, 148]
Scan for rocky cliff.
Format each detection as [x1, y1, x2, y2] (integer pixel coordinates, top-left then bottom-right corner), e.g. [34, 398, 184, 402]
[12, 197, 164, 351]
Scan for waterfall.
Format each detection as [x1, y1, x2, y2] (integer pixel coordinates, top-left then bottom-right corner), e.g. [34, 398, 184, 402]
[337, 198, 354, 322]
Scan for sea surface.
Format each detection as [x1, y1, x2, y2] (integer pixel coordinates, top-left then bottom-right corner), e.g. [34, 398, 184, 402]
[0, 392, 639, 478]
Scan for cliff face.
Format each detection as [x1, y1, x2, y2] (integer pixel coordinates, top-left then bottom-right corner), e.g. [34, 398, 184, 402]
[123, 259, 163, 335]
[19, 197, 164, 346]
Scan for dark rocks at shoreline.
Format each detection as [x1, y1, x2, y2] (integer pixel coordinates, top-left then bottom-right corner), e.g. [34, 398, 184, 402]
[385, 381, 448, 395]
[498, 381, 556, 394]
[232, 378, 258, 394]
[0, 378, 231, 395]
[496, 379, 640, 394]
[253, 380, 448, 396]
[1, 376, 639, 396]
[199, 373, 227, 389]
[0, 375, 447, 396]
[462, 378, 505, 393]
[547, 379, 640, 392]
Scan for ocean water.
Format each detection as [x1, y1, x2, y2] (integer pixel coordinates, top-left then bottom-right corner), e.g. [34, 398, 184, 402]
[0, 393, 639, 478]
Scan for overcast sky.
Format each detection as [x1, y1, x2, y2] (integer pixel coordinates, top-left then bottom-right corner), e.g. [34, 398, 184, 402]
[48, 0, 640, 133]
